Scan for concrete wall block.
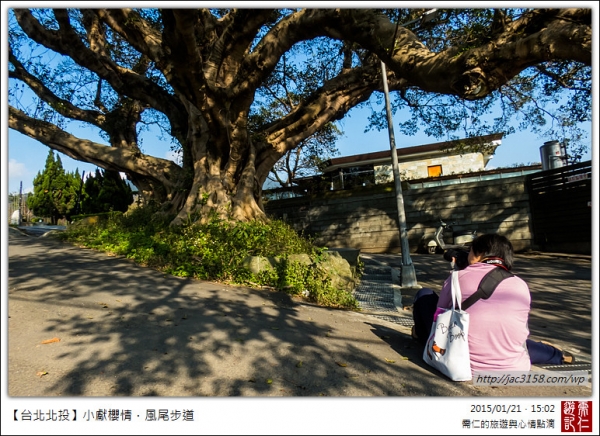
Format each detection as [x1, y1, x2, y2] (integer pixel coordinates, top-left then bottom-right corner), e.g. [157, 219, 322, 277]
[265, 175, 538, 253]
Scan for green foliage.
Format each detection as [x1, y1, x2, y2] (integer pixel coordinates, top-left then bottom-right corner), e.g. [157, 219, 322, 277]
[276, 259, 310, 295]
[306, 267, 358, 308]
[269, 258, 358, 308]
[70, 211, 114, 222]
[26, 150, 80, 224]
[60, 207, 359, 309]
[365, 9, 590, 160]
[26, 151, 134, 223]
[81, 168, 134, 214]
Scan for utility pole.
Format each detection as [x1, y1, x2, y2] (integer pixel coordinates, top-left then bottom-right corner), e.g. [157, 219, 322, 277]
[380, 9, 439, 288]
[18, 181, 23, 226]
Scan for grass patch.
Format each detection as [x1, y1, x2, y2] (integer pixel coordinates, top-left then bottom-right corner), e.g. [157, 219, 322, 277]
[59, 207, 359, 309]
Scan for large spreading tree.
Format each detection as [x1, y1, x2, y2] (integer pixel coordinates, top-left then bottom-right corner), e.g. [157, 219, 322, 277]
[8, 8, 592, 224]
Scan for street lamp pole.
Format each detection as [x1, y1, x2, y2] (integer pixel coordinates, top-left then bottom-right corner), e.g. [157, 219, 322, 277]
[380, 60, 418, 288]
[380, 9, 438, 288]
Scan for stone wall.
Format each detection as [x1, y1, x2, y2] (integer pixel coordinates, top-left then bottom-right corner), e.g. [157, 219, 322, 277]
[264, 175, 535, 253]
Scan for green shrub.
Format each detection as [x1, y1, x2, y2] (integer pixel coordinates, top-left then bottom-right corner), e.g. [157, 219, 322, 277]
[276, 259, 310, 295]
[59, 206, 359, 309]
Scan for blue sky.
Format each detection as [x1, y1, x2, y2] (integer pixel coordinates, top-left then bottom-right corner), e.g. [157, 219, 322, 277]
[5, 99, 594, 195]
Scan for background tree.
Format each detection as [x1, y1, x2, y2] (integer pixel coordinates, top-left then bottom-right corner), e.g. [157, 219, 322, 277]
[80, 169, 134, 214]
[266, 125, 339, 188]
[263, 120, 340, 188]
[27, 150, 80, 224]
[251, 47, 343, 188]
[8, 8, 591, 224]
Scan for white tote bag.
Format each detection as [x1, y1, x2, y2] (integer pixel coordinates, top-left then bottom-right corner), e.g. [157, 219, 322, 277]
[422, 271, 472, 381]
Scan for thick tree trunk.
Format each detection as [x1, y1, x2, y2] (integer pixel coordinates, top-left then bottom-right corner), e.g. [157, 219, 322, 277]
[170, 131, 267, 224]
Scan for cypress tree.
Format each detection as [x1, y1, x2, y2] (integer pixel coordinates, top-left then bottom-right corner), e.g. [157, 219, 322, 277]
[81, 169, 134, 214]
[27, 151, 84, 224]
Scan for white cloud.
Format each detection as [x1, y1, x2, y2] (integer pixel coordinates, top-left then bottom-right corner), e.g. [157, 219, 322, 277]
[8, 159, 34, 194]
[8, 159, 27, 177]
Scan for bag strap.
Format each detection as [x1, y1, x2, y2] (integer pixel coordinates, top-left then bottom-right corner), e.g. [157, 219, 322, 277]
[450, 270, 462, 310]
[461, 267, 514, 311]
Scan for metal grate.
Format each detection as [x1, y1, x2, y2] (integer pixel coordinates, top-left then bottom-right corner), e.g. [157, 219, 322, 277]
[373, 314, 415, 326]
[355, 258, 401, 316]
[354, 282, 398, 313]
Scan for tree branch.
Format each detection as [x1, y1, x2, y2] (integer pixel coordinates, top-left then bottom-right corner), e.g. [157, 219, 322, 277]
[9, 49, 106, 125]
[13, 9, 181, 116]
[233, 8, 590, 103]
[94, 9, 165, 64]
[161, 9, 206, 98]
[9, 106, 183, 187]
[254, 62, 400, 182]
[213, 9, 279, 86]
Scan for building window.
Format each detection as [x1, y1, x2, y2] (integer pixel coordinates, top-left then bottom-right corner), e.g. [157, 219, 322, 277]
[428, 165, 442, 177]
[330, 165, 375, 190]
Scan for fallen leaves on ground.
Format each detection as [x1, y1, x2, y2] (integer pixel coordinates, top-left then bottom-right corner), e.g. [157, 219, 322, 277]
[385, 358, 396, 363]
[41, 337, 60, 344]
[335, 361, 348, 367]
[36, 371, 48, 377]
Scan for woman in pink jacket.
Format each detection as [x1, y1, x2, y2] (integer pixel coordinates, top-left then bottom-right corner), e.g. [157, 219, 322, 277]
[412, 233, 572, 373]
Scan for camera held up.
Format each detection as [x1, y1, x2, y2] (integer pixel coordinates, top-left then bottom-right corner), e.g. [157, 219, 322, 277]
[443, 248, 469, 270]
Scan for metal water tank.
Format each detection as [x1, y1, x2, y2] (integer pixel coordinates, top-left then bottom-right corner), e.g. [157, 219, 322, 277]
[539, 141, 566, 171]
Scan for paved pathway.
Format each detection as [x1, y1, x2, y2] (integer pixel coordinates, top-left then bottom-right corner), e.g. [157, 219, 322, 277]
[6, 228, 592, 400]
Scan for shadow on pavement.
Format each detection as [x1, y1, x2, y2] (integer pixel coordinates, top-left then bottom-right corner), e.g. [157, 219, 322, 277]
[7, 231, 592, 397]
[8, 235, 476, 397]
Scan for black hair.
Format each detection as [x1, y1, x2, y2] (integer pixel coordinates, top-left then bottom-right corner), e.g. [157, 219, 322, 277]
[470, 233, 514, 270]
